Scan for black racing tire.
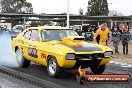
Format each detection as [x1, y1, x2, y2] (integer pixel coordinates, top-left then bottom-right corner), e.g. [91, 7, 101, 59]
[16, 48, 30, 68]
[90, 65, 105, 74]
[47, 56, 61, 78]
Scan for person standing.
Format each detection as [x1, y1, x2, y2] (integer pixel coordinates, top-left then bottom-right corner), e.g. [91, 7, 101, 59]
[94, 23, 111, 46]
[111, 24, 121, 54]
[121, 25, 130, 55]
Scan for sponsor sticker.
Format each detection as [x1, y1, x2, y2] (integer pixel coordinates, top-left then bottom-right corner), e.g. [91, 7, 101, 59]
[28, 46, 38, 58]
[85, 74, 130, 83]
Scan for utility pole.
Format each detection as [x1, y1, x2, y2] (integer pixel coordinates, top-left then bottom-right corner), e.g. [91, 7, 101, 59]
[67, 0, 69, 28]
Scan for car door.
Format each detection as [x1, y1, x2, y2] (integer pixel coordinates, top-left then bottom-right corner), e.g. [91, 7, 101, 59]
[28, 29, 43, 63]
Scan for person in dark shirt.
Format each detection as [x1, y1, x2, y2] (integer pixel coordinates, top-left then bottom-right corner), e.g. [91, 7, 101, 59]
[111, 25, 121, 54]
[121, 26, 130, 55]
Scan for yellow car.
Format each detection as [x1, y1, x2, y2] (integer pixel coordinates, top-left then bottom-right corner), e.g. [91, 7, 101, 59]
[12, 26, 113, 77]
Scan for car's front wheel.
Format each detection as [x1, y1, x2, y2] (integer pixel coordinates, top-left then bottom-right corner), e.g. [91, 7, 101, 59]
[16, 48, 30, 68]
[47, 56, 61, 78]
[90, 65, 105, 74]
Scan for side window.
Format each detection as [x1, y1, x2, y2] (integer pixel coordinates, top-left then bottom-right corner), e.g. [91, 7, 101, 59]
[30, 30, 40, 42]
[24, 31, 31, 40]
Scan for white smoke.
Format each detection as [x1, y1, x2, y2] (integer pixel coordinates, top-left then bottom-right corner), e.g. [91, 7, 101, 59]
[0, 31, 19, 67]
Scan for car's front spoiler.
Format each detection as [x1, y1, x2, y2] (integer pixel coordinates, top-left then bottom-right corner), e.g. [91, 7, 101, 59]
[71, 57, 112, 69]
[73, 59, 102, 69]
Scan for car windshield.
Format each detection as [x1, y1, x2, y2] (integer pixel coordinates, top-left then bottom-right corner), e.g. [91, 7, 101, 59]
[42, 29, 79, 41]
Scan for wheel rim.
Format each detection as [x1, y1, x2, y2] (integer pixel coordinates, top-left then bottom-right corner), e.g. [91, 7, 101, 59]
[16, 49, 23, 65]
[48, 58, 57, 75]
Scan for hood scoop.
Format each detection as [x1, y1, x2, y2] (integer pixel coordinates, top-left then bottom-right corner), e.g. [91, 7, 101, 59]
[61, 36, 85, 46]
[74, 38, 85, 40]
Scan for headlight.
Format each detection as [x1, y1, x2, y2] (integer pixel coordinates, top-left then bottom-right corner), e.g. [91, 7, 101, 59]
[104, 52, 112, 58]
[66, 53, 75, 60]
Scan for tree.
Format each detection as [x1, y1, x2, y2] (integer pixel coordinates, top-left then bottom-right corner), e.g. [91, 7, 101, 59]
[86, 0, 109, 16]
[79, 8, 83, 15]
[0, 0, 33, 13]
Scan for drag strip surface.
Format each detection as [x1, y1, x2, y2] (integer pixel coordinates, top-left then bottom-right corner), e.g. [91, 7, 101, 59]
[12, 64, 132, 88]
[0, 68, 40, 88]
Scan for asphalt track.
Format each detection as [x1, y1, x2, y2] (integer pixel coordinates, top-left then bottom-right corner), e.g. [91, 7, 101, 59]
[11, 64, 131, 88]
[0, 31, 132, 88]
[0, 72, 39, 88]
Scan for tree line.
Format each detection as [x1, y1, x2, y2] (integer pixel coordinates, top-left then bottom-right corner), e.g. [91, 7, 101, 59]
[0, 0, 113, 27]
[0, 0, 33, 13]
[0, 0, 110, 16]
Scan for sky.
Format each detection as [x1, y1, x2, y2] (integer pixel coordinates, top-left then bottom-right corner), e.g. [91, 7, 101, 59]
[26, 0, 132, 16]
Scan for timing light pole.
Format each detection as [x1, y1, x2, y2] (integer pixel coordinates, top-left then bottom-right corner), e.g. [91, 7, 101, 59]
[67, 0, 69, 28]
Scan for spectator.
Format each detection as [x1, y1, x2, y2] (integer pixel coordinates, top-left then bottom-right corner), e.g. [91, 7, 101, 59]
[121, 24, 130, 55]
[94, 23, 110, 46]
[111, 24, 121, 54]
[119, 22, 129, 32]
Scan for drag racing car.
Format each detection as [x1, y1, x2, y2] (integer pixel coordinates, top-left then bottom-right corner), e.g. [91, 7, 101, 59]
[11, 26, 113, 78]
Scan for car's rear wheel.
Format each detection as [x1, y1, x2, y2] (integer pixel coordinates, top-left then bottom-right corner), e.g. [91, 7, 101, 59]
[47, 56, 61, 78]
[90, 65, 105, 74]
[16, 48, 30, 68]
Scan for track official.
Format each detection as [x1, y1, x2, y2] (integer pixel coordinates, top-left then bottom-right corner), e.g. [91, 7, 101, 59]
[94, 23, 111, 46]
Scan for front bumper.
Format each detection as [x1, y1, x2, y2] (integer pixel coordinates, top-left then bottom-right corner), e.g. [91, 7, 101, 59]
[58, 53, 112, 69]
